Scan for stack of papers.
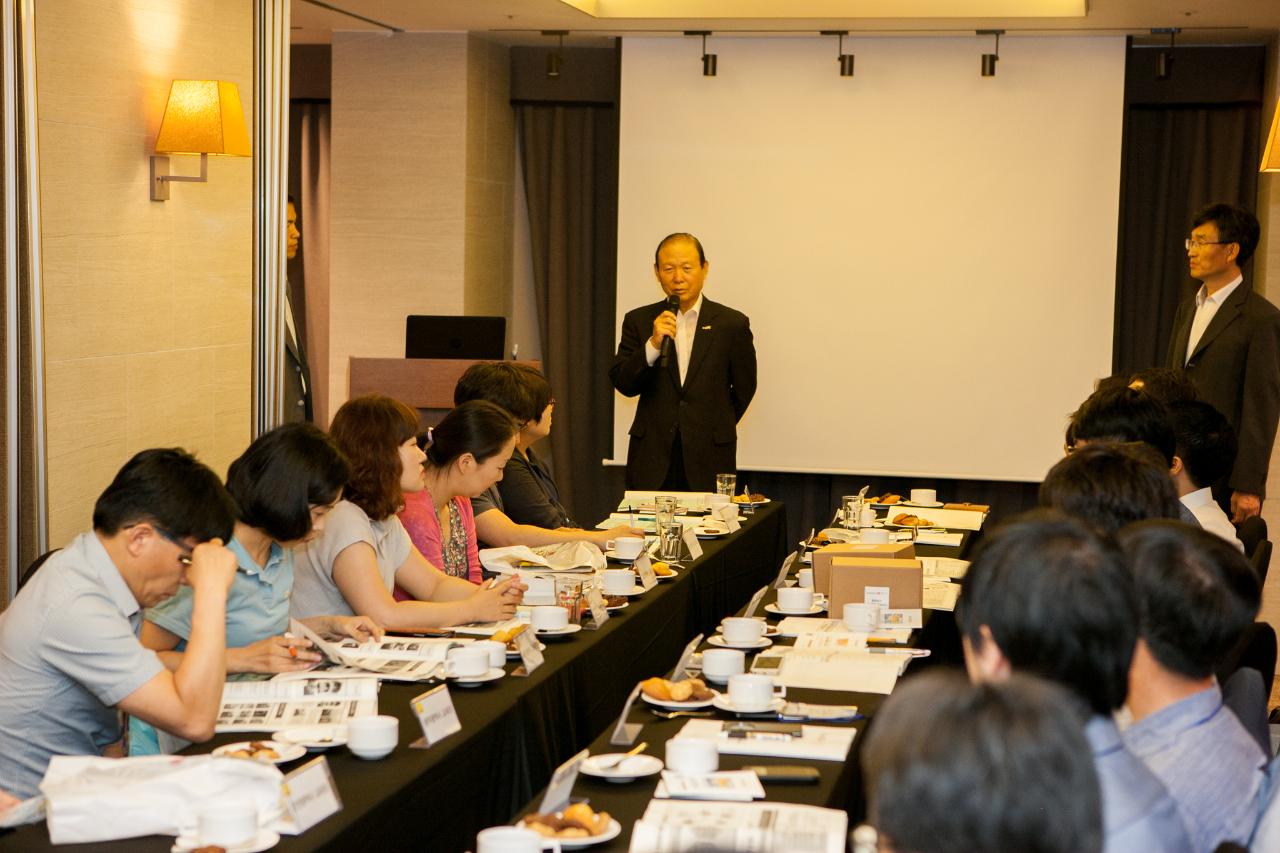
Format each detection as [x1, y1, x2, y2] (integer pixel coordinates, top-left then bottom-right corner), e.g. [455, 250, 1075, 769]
[921, 556, 970, 578]
[673, 719, 856, 762]
[775, 616, 911, 644]
[654, 770, 765, 801]
[768, 647, 906, 694]
[629, 798, 848, 853]
[291, 619, 458, 681]
[924, 579, 961, 611]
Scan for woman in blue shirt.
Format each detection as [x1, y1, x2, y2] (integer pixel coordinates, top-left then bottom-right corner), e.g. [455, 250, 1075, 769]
[130, 423, 383, 754]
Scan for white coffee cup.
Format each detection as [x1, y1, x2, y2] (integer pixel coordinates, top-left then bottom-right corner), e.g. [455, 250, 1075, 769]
[728, 673, 776, 713]
[708, 493, 731, 510]
[720, 617, 765, 645]
[910, 488, 937, 505]
[796, 568, 814, 589]
[197, 799, 258, 847]
[530, 605, 569, 631]
[665, 738, 718, 775]
[347, 715, 398, 760]
[602, 568, 635, 595]
[718, 504, 741, 522]
[607, 536, 645, 560]
[446, 645, 490, 678]
[776, 587, 814, 613]
[477, 826, 558, 853]
[860, 528, 891, 544]
[472, 640, 506, 668]
[844, 602, 882, 631]
[700, 648, 745, 683]
[524, 575, 554, 602]
[858, 507, 877, 528]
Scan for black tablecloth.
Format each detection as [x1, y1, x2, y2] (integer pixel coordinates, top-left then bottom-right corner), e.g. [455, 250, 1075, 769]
[0, 504, 789, 853]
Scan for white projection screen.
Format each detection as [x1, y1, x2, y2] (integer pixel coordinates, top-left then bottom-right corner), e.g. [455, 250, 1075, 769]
[611, 35, 1126, 483]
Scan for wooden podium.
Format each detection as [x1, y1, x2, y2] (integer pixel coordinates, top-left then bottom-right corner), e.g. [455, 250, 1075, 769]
[348, 358, 542, 410]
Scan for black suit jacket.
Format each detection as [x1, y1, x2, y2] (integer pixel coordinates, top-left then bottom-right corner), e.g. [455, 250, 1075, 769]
[284, 283, 312, 423]
[1167, 279, 1280, 497]
[609, 297, 757, 491]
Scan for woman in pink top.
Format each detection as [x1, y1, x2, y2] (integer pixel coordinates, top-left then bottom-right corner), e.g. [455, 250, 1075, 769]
[397, 400, 519, 590]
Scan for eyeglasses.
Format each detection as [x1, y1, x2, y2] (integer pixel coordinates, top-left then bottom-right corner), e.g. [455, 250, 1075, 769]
[1185, 238, 1230, 251]
[154, 526, 194, 566]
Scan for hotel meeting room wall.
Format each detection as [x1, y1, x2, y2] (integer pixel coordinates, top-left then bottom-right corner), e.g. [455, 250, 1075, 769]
[35, 0, 253, 546]
[614, 36, 1126, 483]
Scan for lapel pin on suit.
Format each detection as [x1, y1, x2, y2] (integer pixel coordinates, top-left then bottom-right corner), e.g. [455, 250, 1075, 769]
[701, 325, 712, 330]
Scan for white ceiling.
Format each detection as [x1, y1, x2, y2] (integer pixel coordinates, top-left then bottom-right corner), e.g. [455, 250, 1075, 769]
[292, 0, 1280, 45]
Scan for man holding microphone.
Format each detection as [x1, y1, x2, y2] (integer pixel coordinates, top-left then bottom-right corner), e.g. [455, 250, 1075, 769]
[610, 233, 757, 491]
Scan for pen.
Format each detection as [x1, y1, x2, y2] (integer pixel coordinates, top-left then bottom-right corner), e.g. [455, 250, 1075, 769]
[284, 631, 298, 658]
[867, 648, 931, 658]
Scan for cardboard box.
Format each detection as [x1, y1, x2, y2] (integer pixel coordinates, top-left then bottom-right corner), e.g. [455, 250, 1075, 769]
[811, 542, 916, 597]
[828, 556, 923, 617]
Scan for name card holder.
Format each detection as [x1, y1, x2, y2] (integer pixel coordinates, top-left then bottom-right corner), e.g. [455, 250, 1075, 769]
[282, 756, 342, 833]
[682, 527, 704, 561]
[585, 583, 610, 630]
[667, 633, 704, 681]
[717, 505, 742, 532]
[609, 682, 644, 746]
[538, 749, 589, 814]
[409, 684, 461, 749]
[511, 624, 545, 676]
[743, 585, 769, 618]
[635, 553, 659, 590]
[772, 552, 799, 589]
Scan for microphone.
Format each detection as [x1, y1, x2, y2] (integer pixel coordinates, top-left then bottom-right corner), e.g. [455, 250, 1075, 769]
[658, 294, 680, 368]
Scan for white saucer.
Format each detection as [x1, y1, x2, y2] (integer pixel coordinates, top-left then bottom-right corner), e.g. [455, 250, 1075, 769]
[903, 500, 944, 508]
[605, 599, 629, 612]
[212, 741, 306, 765]
[605, 549, 645, 562]
[580, 753, 664, 783]
[711, 694, 786, 716]
[618, 584, 647, 597]
[173, 829, 280, 853]
[764, 602, 826, 616]
[640, 689, 719, 710]
[450, 666, 505, 686]
[695, 526, 729, 539]
[654, 568, 680, 581]
[535, 623, 583, 637]
[707, 634, 773, 650]
[506, 640, 546, 658]
[276, 724, 347, 750]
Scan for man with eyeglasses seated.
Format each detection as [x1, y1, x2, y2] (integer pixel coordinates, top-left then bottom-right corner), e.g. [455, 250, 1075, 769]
[610, 232, 757, 491]
[1166, 203, 1280, 523]
[0, 449, 237, 800]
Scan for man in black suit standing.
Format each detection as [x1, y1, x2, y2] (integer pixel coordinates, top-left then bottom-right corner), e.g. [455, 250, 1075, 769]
[1166, 203, 1280, 522]
[283, 197, 312, 422]
[610, 233, 757, 491]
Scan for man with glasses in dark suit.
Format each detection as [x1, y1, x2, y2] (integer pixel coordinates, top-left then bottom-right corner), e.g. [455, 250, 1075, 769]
[1166, 204, 1280, 522]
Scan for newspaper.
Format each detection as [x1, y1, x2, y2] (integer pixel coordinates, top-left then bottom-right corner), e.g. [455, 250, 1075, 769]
[673, 719, 856, 762]
[921, 556, 970, 579]
[924, 579, 961, 611]
[775, 648, 905, 694]
[629, 799, 847, 853]
[478, 541, 605, 573]
[216, 675, 379, 732]
[290, 618, 460, 682]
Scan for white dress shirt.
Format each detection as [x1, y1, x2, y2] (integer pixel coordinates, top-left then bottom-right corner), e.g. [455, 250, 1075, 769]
[1180, 487, 1245, 553]
[644, 293, 704, 385]
[1184, 275, 1242, 364]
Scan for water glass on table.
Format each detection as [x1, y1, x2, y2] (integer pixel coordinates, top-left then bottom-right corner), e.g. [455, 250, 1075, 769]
[658, 521, 684, 561]
[715, 473, 737, 495]
[841, 494, 860, 529]
[555, 577, 585, 625]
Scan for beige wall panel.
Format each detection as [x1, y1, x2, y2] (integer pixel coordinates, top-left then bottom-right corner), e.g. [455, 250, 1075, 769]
[44, 357, 129, 544]
[37, 0, 253, 547]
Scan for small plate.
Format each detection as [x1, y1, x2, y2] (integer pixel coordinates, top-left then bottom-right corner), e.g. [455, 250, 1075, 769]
[212, 741, 306, 765]
[276, 724, 348, 750]
[764, 602, 826, 616]
[711, 694, 786, 716]
[617, 584, 647, 597]
[604, 549, 645, 563]
[450, 666, 505, 686]
[172, 829, 280, 853]
[653, 567, 680, 582]
[506, 640, 547, 658]
[535, 623, 584, 637]
[695, 526, 729, 539]
[731, 496, 771, 507]
[707, 634, 773, 650]
[640, 689, 720, 710]
[902, 500, 944, 508]
[518, 818, 623, 849]
[580, 753, 664, 783]
[605, 599, 630, 612]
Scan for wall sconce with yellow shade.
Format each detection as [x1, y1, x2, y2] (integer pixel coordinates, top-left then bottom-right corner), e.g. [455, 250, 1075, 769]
[1262, 101, 1280, 173]
[149, 80, 251, 201]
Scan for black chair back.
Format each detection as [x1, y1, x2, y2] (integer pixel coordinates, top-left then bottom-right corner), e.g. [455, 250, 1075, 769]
[1237, 515, 1268, 562]
[15, 549, 59, 595]
[1222, 666, 1271, 757]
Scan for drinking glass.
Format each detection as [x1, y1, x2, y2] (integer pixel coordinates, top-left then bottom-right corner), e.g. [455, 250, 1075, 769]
[555, 577, 584, 625]
[658, 521, 684, 561]
[715, 473, 737, 496]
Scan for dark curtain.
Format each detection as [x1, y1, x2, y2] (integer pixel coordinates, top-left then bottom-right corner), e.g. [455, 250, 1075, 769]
[517, 103, 620, 526]
[288, 99, 331, 423]
[1112, 44, 1265, 374]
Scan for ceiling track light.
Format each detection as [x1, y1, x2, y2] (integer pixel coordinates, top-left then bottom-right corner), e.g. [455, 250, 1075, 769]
[543, 30, 566, 78]
[822, 30, 854, 78]
[1153, 27, 1180, 81]
[686, 30, 716, 77]
[978, 29, 1003, 77]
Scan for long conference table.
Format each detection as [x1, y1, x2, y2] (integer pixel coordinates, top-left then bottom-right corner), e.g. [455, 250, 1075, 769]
[1, 503, 793, 852]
